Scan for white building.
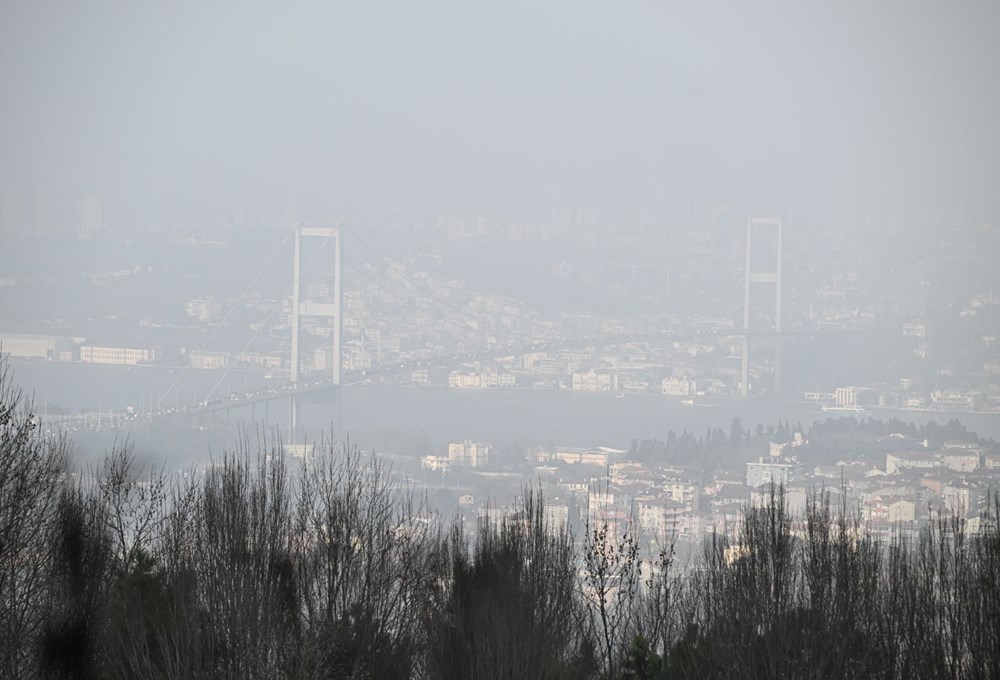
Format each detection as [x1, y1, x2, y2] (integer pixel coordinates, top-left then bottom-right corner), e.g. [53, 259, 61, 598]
[80, 346, 155, 366]
[190, 351, 230, 370]
[554, 446, 625, 467]
[751, 485, 807, 516]
[235, 353, 282, 370]
[835, 386, 859, 407]
[79, 197, 102, 236]
[746, 455, 803, 489]
[930, 390, 975, 410]
[885, 451, 941, 475]
[448, 371, 481, 389]
[497, 373, 516, 388]
[661, 376, 697, 397]
[185, 297, 224, 322]
[448, 440, 492, 467]
[0, 333, 75, 360]
[662, 475, 701, 511]
[637, 496, 687, 537]
[941, 449, 980, 473]
[572, 369, 618, 392]
[421, 455, 452, 472]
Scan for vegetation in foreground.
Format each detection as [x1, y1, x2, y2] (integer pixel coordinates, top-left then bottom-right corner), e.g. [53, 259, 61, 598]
[2, 365, 1000, 679]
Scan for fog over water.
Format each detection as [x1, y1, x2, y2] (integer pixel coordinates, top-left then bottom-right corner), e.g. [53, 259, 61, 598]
[12, 360, 1000, 452]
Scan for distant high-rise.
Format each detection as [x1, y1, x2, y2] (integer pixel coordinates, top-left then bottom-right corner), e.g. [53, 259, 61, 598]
[78, 196, 102, 236]
[0, 183, 22, 235]
[33, 185, 54, 235]
[232, 204, 247, 227]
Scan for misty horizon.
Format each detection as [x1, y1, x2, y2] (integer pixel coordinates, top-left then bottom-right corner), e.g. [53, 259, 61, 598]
[2, 1, 1000, 227]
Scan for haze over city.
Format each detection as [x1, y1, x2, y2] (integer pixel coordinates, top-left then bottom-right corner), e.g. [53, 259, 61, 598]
[4, 1, 1000, 222]
[1, 2, 999, 678]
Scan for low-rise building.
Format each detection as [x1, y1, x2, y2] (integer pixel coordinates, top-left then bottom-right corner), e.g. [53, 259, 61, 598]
[0, 333, 76, 360]
[421, 455, 452, 472]
[930, 390, 975, 410]
[448, 371, 481, 389]
[80, 345, 156, 366]
[555, 446, 625, 467]
[661, 376, 697, 397]
[864, 496, 916, 523]
[190, 351, 230, 370]
[572, 369, 618, 392]
[185, 297, 224, 322]
[886, 451, 941, 475]
[941, 449, 980, 473]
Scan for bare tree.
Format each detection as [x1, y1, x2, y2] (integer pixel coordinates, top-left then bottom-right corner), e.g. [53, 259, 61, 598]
[634, 533, 680, 668]
[425, 489, 593, 680]
[96, 441, 168, 578]
[580, 506, 642, 678]
[191, 431, 297, 679]
[37, 484, 113, 680]
[294, 438, 434, 679]
[0, 357, 70, 679]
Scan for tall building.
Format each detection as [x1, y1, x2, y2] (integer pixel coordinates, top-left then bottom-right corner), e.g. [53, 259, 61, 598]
[0, 183, 22, 235]
[448, 440, 492, 468]
[33, 185, 55, 235]
[835, 386, 859, 407]
[79, 196, 102, 236]
[746, 454, 802, 489]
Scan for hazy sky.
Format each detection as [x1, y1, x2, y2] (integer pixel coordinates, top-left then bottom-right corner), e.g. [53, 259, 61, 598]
[2, 1, 999, 224]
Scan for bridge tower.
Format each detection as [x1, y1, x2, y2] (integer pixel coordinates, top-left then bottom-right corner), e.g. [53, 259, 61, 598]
[290, 225, 342, 439]
[741, 217, 783, 397]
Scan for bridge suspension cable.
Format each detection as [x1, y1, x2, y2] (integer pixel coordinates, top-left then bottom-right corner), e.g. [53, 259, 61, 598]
[202, 229, 338, 402]
[157, 224, 298, 407]
[160, 222, 548, 412]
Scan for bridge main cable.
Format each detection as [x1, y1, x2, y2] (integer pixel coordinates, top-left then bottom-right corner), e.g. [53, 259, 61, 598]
[157, 224, 298, 408]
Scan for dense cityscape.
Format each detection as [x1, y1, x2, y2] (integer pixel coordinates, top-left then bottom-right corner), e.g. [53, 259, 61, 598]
[2, 208, 998, 411]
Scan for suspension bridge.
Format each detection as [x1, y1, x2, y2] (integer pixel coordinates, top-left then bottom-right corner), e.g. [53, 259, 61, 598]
[147, 217, 807, 440]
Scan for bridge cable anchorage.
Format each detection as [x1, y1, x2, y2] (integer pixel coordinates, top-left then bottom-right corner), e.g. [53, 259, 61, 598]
[203, 231, 336, 402]
[340, 224, 532, 342]
[158, 224, 297, 408]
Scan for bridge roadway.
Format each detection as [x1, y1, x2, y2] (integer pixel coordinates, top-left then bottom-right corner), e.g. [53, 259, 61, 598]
[159, 326, 844, 419]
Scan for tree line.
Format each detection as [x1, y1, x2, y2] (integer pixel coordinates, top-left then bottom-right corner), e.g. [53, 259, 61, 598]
[2, 364, 999, 679]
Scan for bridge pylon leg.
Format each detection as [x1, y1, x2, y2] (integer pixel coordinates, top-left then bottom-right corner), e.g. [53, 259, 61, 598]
[333, 386, 343, 441]
[741, 336, 750, 398]
[742, 217, 783, 397]
[774, 335, 784, 398]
